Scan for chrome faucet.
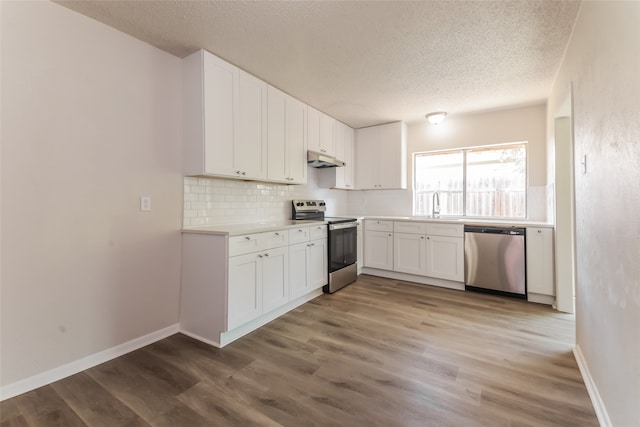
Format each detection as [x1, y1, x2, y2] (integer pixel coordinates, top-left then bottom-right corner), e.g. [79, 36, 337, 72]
[432, 192, 441, 218]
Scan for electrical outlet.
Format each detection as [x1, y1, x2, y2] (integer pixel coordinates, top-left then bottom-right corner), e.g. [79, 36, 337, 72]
[140, 196, 151, 211]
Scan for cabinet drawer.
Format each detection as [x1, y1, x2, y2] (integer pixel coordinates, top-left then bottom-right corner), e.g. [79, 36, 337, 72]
[230, 230, 289, 256]
[426, 223, 464, 238]
[366, 220, 394, 232]
[309, 224, 328, 240]
[289, 226, 310, 244]
[261, 230, 289, 249]
[229, 234, 264, 257]
[394, 221, 427, 234]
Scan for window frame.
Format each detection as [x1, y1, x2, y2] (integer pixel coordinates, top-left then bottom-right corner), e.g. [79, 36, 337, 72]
[412, 142, 528, 219]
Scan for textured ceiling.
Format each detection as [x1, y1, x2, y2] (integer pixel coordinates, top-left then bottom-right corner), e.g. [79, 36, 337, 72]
[54, 0, 581, 128]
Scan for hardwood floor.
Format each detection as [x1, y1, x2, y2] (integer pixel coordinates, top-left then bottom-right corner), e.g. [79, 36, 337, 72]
[1, 275, 598, 426]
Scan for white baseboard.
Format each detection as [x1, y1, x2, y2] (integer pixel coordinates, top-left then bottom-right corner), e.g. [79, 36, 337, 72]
[0, 323, 180, 401]
[573, 345, 611, 427]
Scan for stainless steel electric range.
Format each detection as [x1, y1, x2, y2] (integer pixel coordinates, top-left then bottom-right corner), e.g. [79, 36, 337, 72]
[292, 200, 358, 293]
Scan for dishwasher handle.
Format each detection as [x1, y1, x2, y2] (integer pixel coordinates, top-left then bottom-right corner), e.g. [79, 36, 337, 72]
[464, 225, 525, 235]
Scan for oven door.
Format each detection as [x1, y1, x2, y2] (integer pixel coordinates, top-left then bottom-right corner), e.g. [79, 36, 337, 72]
[328, 222, 357, 273]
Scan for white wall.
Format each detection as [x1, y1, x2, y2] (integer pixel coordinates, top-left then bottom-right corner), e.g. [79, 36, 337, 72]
[183, 168, 348, 226]
[347, 104, 549, 220]
[1, 0, 183, 391]
[547, 2, 640, 425]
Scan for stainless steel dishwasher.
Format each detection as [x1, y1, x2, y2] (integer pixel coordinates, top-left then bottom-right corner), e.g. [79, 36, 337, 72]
[464, 226, 526, 299]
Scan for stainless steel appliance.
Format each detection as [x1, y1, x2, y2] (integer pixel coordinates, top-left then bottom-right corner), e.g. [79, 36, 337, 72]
[464, 225, 526, 299]
[307, 151, 345, 168]
[292, 200, 357, 293]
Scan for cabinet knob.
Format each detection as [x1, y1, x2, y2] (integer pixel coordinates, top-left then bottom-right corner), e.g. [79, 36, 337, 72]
[236, 170, 241, 175]
[245, 236, 251, 240]
[242, 171, 246, 176]
[298, 229, 303, 232]
[258, 254, 263, 258]
[389, 234, 392, 237]
[310, 243, 315, 246]
[427, 237, 430, 239]
[264, 253, 269, 257]
[275, 232, 279, 236]
[421, 236, 424, 239]
[538, 230, 542, 233]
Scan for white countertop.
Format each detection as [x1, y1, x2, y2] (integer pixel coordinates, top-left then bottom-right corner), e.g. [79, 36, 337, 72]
[182, 216, 552, 236]
[182, 220, 327, 236]
[347, 215, 553, 228]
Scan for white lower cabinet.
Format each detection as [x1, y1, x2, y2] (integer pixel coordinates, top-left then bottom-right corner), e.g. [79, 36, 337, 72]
[394, 232, 427, 275]
[289, 238, 327, 300]
[364, 230, 394, 270]
[364, 220, 464, 285]
[228, 245, 288, 330]
[228, 252, 262, 330]
[526, 227, 555, 297]
[425, 235, 464, 282]
[180, 226, 326, 348]
[260, 246, 289, 313]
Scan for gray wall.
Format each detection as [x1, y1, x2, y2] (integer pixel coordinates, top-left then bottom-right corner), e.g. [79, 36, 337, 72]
[548, 2, 640, 424]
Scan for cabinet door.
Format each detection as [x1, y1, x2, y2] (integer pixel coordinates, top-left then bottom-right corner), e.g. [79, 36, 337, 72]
[334, 122, 354, 189]
[228, 253, 262, 330]
[267, 86, 287, 182]
[286, 96, 307, 184]
[235, 70, 267, 179]
[377, 122, 406, 189]
[426, 236, 464, 282]
[319, 112, 336, 157]
[307, 238, 328, 291]
[307, 106, 321, 153]
[364, 230, 394, 270]
[262, 246, 289, 313]
[201, 52, 237, 176]
[394, 233, 427, 275]
[289, 241, 309, 300]
[343, 126, 355, 188]
[526, 228, 555, 295]
[355, 126, 379, 189]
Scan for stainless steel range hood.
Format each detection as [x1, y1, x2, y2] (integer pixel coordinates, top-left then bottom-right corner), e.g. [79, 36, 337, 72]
[307, 150, 345, 168]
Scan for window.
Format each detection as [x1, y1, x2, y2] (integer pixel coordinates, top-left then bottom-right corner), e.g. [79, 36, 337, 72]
[414, 143, 527, 218]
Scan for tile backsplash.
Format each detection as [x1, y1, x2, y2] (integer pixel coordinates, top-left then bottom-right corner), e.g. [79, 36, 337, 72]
[183, 168, 348, 226]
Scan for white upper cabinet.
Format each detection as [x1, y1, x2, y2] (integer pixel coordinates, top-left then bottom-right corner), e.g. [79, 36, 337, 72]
[267, 86, 307, 184]
[334, 121, 355, 189]
[319, 111, 336, 157]
[267, 86, 287, 181]
[307, 106, 321, 154]
[308, 106, 336, 157]
[184, 50, 266, 179]
[285, 94, 307, 183]
[183, 50, 237, 177]
[355, 121, 407, 190]
[235, 70, 267, 180]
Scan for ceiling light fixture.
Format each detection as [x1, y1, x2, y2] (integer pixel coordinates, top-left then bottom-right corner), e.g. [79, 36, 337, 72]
[425, 112, 447, 125]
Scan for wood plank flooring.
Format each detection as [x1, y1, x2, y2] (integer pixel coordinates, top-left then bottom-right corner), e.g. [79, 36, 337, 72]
[1, 275, 598, 426]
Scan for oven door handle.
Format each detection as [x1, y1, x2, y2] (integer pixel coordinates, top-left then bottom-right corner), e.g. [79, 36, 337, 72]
[329, 222, 358, 231]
